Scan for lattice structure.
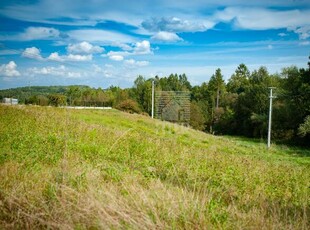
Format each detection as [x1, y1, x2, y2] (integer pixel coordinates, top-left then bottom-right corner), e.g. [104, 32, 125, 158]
[155, 91, 190, 124]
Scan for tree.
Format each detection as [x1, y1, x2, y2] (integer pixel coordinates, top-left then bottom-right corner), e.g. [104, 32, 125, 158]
[227, 66, 282, 137]
[207, 69, 226, 133]
[168, 73, 181, 91]
[190, 101, 207, 131]
[227, 64, 250, 94]
[178, 73, 191, 91]
[208, 68, 225, 108]
[190, 82, 212, 132]
[298, 115, 310, 137]
[278, 63, 310, 143]
[66, 86, 82, 106]
[133, 75, 152, 114]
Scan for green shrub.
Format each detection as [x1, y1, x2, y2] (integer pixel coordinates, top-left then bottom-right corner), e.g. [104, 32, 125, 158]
[116, 99, 141, 114]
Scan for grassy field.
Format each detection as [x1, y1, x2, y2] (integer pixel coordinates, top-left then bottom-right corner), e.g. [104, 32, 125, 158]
[0, 104, 309, 229]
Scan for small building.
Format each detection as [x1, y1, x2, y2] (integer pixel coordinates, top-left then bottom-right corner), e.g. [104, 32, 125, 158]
[162, 100, 183, 122]
[3, 98, 18, 105]
[155, 91, 190, 124]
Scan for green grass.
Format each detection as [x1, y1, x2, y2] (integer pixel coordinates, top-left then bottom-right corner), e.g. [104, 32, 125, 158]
[0, 104, 309, 229]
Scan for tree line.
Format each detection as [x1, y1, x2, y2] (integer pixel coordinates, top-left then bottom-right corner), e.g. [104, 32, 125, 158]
[1, 59, 309, 145]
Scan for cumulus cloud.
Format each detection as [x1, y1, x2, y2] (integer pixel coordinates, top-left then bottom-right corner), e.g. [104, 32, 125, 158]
[133, 40, 152, 55]
[67, 54, 92, 61]
[109, 55, 124, 61]
[142, 17, 214, 33]
[0, 61, 21, 77]
[107, 51, 126, 61]
[105, 40, 152, 61]
[47, 52, 92, 62]
[22, 47, 44, 60]
[112, 42, 133, 51]
[27, 65, 82, 78]
[67, 41, 104, 54]
[151, 31, 183, 42]
[124, 59, 149, 68]
[48, 52, 65, 62]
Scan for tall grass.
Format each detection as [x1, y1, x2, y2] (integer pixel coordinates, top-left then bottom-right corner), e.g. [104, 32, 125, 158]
[0, 104, 309, 229]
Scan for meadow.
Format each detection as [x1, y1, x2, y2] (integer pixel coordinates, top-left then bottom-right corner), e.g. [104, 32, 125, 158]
[0, 104, 309, 229]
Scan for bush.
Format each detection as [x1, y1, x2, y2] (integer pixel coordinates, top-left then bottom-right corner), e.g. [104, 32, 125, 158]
[48, 94, 67, 107]
[116, 99, 141, 114]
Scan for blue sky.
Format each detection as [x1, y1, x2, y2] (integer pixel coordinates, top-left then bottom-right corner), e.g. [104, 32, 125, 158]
[0, 0, 309, 89]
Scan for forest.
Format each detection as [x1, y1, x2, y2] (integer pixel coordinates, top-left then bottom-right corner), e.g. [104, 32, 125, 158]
[1, 59, 309, 146]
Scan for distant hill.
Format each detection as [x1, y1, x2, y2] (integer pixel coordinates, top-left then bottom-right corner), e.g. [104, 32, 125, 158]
[0, 85, 91, 103]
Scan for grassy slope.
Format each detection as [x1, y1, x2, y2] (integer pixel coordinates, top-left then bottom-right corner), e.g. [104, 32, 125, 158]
[0, 105, 309, 229]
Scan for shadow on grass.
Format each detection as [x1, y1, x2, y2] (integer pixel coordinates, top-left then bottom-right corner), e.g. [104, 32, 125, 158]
[224, 135, 310, 158]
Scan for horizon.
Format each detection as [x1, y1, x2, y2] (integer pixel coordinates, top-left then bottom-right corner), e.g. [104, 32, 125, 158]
[1, 0, 310, 90]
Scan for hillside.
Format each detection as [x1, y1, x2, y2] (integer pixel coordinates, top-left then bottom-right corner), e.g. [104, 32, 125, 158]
[0, 104, 309, 229]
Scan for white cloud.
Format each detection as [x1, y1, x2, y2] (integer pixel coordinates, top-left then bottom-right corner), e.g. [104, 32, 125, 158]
[48, 52, 65, 62]
[67, 41, 104, 54]
[92, 64, 114, 78]
[142, 17, 214, 33]
[22, 27, 61, 40]
[47, 52, 92, 62]
[291, 25, 310, 40]
[214, 7, 310, 40]
[22, 47, 44, 60]
[93, 64, 103, 73]
[151, 31, 183, 42]
[278, 32, 288, 37]
[1, 0, 309, 35]
[67, 54, 92, 61]
[0, 27, 62, 41]
[124, 59, 149, 68]
[133, 40, 152, 55]
[111, 42, 133, 51]
[68, 29, 136, 44]
[0, 61, 20, 77]
[106, 51, 129, 56]
[108, 53, 124, 61]
[28, 65, 65, 76]
[105, 40, 152, 61]
[105, 64, 114, 68]
[27, 65, 82, 78]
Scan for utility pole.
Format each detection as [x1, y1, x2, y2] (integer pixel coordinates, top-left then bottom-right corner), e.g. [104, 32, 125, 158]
[151, 80, 155, 119]
[267, 87, 276, 149]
